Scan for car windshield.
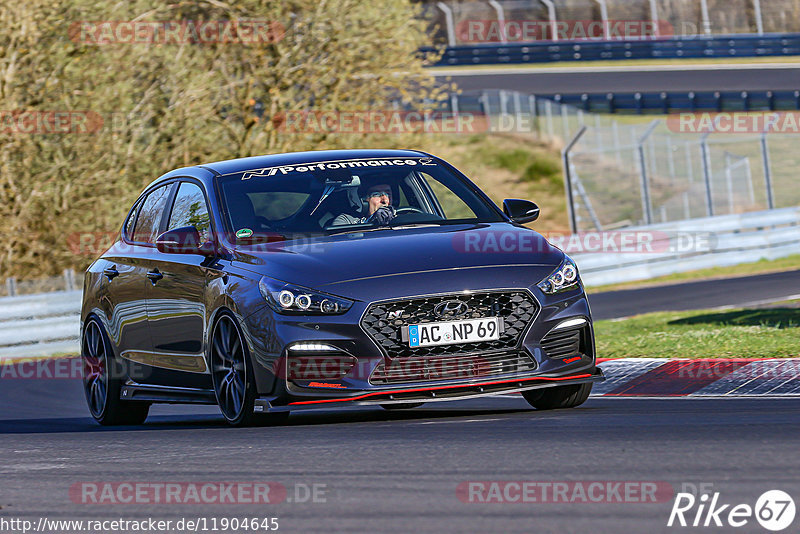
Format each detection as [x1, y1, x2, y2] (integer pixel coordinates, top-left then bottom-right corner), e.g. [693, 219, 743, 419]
[218, 157, 504, 241]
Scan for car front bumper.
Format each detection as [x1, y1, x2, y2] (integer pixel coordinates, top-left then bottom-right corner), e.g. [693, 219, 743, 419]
[242, 285, 602, 410]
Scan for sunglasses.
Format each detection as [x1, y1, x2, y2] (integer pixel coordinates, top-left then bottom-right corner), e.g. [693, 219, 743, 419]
[366, 190, 392, 199]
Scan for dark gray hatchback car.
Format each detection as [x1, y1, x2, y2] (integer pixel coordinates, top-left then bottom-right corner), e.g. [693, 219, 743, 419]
[81, 149, 603, 426]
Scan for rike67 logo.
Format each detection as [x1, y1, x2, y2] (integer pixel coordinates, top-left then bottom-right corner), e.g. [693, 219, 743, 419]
[668, 489, 795, 531]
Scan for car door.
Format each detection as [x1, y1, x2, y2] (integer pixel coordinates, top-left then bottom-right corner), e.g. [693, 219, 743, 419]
[105, 183, 174, 384]
[97, 197, 151, 379]
[143, 179, 215, 388]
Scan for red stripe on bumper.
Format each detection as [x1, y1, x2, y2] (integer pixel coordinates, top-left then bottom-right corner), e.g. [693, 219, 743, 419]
[288, 373, 594, 405]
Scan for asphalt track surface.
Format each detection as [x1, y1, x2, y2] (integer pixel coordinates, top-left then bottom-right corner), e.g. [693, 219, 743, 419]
[587, 269, 800, 320]
[2, 377, 800, 534]
[3, 272, 800, 533]
[433, 63, 800, 94]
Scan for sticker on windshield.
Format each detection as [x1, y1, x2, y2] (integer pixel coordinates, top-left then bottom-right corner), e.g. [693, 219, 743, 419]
[235, 228, 254, 238]
[241, 157, 436, 180]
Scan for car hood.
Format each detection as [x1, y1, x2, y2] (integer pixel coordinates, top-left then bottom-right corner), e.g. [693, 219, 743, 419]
[231, 223, 563, 301]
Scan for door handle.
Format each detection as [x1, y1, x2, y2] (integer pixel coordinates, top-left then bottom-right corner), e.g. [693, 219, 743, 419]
[147, 269, 164, 284]
[103, 266, 119, 281]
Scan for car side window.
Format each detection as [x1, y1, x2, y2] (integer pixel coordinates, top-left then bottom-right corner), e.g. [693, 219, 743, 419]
[167, 182, 212, 242]
[124, 201, 139, 240]
[418, 172, 477, 219]
[132, 184, 172, 244]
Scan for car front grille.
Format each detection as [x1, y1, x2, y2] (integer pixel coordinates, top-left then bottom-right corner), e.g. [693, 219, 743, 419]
[540, 326, 584, 359]
[360, 290, 538, 359]
[370, 349, 538, 385]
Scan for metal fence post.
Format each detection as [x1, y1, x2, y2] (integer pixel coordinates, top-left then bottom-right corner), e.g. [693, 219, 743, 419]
[539, 0, 558, 41]
[700, 132, 714, 216]
[513, 91, 523, 133]
[700, 0, 711, 35]
[450, 93, 460, 116]
[648, 0, 660, 38]
[545, 99, 554, 140]
[488, 0, 507, 44]
[436, 2, 457, 46]
[562, 126, 587, 234]
[64, 268, 76, 292]
[528, 95, 540, 136]
[666, 136, 676, 185]
[744, 157, 755, 205]
[593, 0, 610, 39]
[724, 151, 735, 214]
[753, 0, 764, 35]
[6, 277, 17, 297]
[761, 133, 775, 209]
[637, 120, 660, 225]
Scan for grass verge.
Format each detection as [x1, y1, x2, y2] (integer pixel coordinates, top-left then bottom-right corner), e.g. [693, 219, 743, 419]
[586, 254, 800, 292]
[595, 302, 800, 359]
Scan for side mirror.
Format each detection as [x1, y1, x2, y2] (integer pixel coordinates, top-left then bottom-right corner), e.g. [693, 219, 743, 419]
[503, 199, 540, 224]
[156, 226, 214, 255]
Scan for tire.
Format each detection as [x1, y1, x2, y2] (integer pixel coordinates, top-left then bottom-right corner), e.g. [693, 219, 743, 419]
[522, 382, 592, 410]
[210, 312, 287, 427]
[82, 317, 150, 425]
[380, 403, 425, 410]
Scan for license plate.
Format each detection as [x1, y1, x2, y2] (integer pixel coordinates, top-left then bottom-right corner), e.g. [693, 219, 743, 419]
[405, 317, 501, 348]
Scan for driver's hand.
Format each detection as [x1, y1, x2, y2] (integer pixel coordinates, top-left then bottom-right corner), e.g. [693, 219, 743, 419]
[367, 205, 396, 226]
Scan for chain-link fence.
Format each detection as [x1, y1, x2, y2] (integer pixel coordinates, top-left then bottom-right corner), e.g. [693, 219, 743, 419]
[423, 0, 800, 45]
[449, 89, 798, 233]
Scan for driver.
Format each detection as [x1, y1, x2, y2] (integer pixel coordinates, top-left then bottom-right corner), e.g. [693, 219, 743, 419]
[331, 183, 396, 226]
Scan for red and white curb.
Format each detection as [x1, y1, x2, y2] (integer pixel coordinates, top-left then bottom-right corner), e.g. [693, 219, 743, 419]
[593, 358, 800, 397]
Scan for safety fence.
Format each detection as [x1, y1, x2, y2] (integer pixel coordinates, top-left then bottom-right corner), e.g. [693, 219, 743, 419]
[547, 90, 800, 114]
[423, 0, 800, 46]
[449, 89, 800, 233]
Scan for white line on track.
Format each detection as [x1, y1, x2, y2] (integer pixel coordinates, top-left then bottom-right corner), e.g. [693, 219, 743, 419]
[416, 418, 504, 424]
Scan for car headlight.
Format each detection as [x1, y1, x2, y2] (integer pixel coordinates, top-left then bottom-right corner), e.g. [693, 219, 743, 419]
[537, 256, 580, 294]
[259, 277, 353, 315]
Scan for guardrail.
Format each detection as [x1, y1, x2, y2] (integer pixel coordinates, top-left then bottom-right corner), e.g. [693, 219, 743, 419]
[549, 90, 800, 113]
[0, 290, 81, 360]
[574, 207, 800, 287]
[427, 33, 800, 66]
